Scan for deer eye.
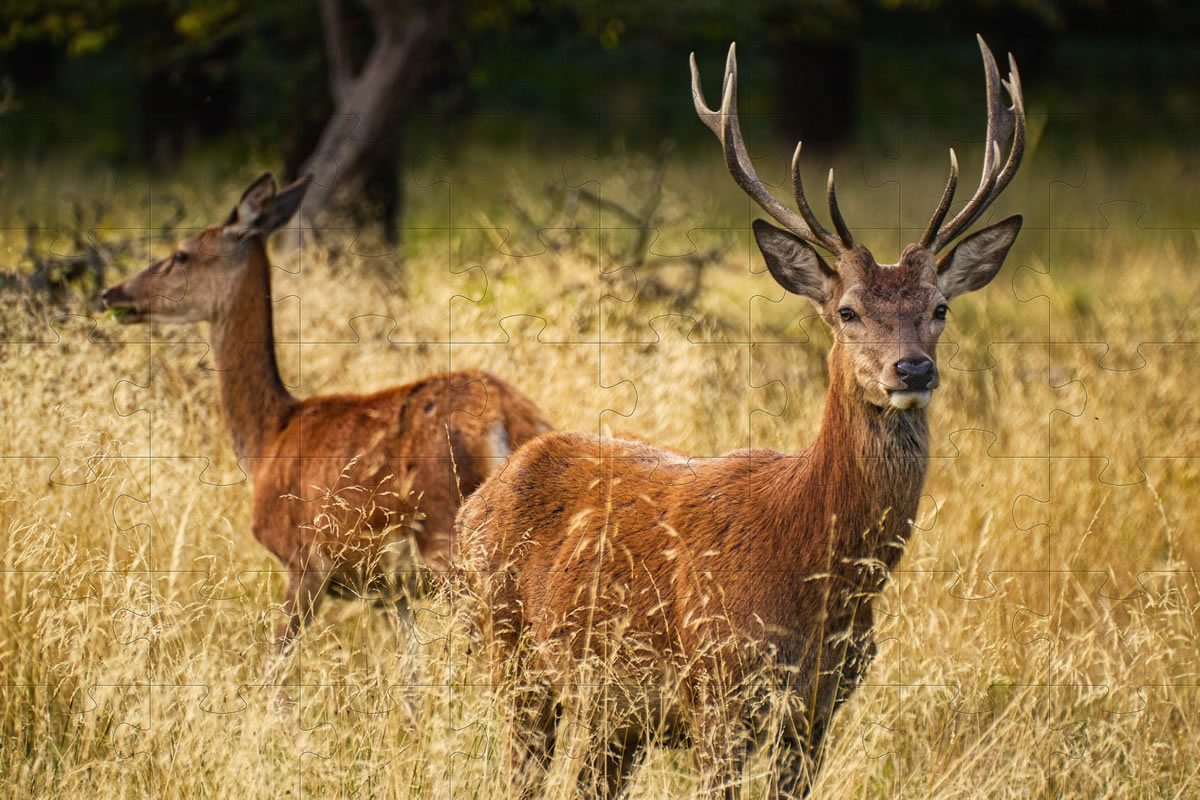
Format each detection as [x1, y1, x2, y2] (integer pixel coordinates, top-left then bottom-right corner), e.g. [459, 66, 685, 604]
[933, 304, 949, 320]
[172, 251, 189, 265]
[838, 308, 856, 322]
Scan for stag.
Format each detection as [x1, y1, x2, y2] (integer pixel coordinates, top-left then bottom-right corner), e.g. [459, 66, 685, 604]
[102, 173, 551, 649]
[457, 35, 1025, 798]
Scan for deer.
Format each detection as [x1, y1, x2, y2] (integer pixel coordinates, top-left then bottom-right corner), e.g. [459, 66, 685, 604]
[101, 172, 551, 651]
[455, 35, 1024, 798]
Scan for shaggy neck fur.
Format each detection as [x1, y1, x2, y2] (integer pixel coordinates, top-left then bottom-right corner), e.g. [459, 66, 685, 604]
[768, 342, 929, 583]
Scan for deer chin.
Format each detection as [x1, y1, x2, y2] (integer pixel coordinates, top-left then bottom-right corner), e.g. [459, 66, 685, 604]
[887, 389, 932, 410]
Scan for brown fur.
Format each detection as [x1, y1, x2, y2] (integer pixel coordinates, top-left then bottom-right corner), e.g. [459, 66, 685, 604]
[456, 235, 1020, 796]
[460, 40, 1025, 796]
[102, 175, 551, 647]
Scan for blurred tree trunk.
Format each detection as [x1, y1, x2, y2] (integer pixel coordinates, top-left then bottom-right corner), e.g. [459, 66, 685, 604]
[288, 0, 452, 247]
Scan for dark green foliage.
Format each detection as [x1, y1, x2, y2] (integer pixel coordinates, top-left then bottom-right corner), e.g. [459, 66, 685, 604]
[0, 1, 1195, 176]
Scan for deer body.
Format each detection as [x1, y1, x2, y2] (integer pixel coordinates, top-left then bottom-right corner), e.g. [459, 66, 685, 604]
[102, 173, 550, 646]
[247, 367, 544, 639]
[458, 36, 1025, 798]
[461, 259, 933, 796]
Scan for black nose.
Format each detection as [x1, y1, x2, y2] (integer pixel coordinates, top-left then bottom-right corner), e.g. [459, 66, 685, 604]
[895, 357, 937, 390]
[101, 286, 125, 307]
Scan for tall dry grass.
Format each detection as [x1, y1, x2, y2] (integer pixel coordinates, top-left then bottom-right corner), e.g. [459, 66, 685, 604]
[1, 139, 1198, 798]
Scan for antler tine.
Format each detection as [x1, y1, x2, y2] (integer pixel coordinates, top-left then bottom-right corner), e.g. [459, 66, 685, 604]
[692, 43, 848, 254]
[978, 37, 1004, 184]
[689, 50, 724, 137]
[987, 53, 1026, 203]
[919, 149, 959, 248]
[826, 169, 854, 249]
[929, 35, 1026, 252]
[789, 142, 843, 252]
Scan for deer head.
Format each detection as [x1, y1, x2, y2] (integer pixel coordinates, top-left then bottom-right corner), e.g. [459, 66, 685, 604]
[101, 173, 311, 324]
[692, 36, 1024, 410]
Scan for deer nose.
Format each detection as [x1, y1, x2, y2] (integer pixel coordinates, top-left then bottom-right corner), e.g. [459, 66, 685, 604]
[100, 286, 123, 307]
[895, 357, 937, 390]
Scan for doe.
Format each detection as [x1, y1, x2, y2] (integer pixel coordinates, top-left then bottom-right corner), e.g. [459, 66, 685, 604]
[102, 173, 551, 649]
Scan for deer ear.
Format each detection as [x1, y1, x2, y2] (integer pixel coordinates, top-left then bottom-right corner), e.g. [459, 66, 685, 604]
[225, 173, 311, 238]
[226, 172, 276, 230]
[255, 175, 311, 234]
[753, 219, 835, 305]
[936, 215, 1022, 300]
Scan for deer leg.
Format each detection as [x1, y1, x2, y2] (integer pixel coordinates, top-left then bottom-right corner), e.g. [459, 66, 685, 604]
[692, 706, 745, 800]
[275, 566, 328, 653]
[507, 680, 559, 799]
[381, 567, 424, 649]
[770, 723, 823, 800]
[777, 665, 854, 800]
[577, 726, 644, 799]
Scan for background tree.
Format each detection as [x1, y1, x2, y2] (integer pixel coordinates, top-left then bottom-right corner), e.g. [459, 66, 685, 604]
[293, 0, 453, 244]
[3, 0, 1198, 245]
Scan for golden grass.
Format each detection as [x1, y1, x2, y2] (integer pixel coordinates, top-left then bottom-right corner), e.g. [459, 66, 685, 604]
[1, 141, 1198, 798]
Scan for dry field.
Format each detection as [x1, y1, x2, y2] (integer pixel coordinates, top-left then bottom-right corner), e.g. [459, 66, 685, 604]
[1, 139, 1198, 798]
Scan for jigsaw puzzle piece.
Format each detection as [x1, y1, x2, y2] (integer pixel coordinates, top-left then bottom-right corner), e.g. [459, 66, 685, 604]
[602, 227, 751, 343]
[938, 224, 1050, 358]
[1090, 685, 1200, 795]
[96, 682, 337, 794]
[848, 684, 961, 797]
[0, 455, 153, 574]
[748, 281, 832, 345]
[292, 334, 457, 465]
[752, 338, 1081, 462]
[729, 145, 900, 346]
[1046, 141, 1160, 234]
[602, 315, 782, 455]
[1044, 200, 1196, 342]
[875, 570, 1053, 716]
[35, 570, 156, 695]
[1047, 570, 1199, 716]
[107, 315, 300, 483]
[897, 108, 1038, 237]
[453, 322, 632, 438]
[294, 591, 451, 693]
[446, 148, 609, 344]
[918, 429, 1050, 578]
[6, 171, 155, 294]
[748, 339, 838, 454]
[0, 459, 160, 720]
[857, 604, 1085, 795]
[316, 151, 455, 258]
[272, 224, 454, 343]
[286, 681, 436, 798]
[109, 457, 248, 574]
[1014, 579, 1200, 791]
[559, 121, 759, 336]
[0, 316, 151, 481]
[451, 229, 606, 343]
[937, 341, 1084, 459]
[1049, 457, 1197, 598]
[146, 568, 300, 687]
[62, 683, 154, 766]
[1049, 344, 1199, 484]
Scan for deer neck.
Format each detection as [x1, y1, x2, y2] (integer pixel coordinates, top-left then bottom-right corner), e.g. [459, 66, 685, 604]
[207, 238, 295, 462]
[801, 346, 930, 572]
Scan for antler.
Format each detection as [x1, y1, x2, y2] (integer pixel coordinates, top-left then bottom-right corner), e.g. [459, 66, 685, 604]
[921, 35, 1026, 252]
[691, 44, 852, 256]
